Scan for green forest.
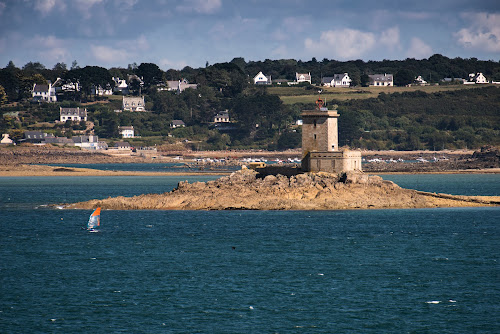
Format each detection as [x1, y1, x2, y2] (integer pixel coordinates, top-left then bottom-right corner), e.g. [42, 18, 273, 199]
[0, 54, 499, 150]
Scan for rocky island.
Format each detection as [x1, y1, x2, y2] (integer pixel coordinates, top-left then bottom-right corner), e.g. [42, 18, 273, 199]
[65, 169, 500, 211]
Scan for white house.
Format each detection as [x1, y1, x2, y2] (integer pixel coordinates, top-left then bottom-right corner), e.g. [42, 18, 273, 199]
[369, 74, 394, 86]
[32, 82, 57, 102]
[165, 79, 198, 93]
[414, 75, 428, 85]
[59, 107, 87, 122]
[322, 73, 351, 87]
[92, 85, 113, 96]
[295, 72, 312, 84]
[123, 96, 146, 112]
[213, 110, 230, 123]
[253, 71, 271, 85]
[113, 77, 129, 94]
[72, 135, 104, 150]
[170, 120, 186, 128]
[118, 126, 135, 138]
[0, 133, 15, 145]
[466, 73, 489, 84]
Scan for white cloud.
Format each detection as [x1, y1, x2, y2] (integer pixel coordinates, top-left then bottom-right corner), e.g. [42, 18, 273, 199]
[114, 0, 138, 9]
[271, 45, 288, 58]
[380, 26, 400, 51]
[159, 58, 188, 70]
[272, 16, 312, 41]
[117, 35, 150, 50]
[455, 13, 500, 53]
[176, 0, 221, 14]
[75, 0, 104, 19]
[90, 45, 129, 63]
[304, 27, 405, 59]
[304, 29, 377, 59]
[34, 0, 65, 16]
[405, 37, 433, 59]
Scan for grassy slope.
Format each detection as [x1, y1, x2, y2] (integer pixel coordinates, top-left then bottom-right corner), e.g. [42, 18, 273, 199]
[269, 84, 488, 104]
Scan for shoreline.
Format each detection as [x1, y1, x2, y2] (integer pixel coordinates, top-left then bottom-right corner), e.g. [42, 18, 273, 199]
[0, 164, 499, 177]
[64, 169, 500, 211]
[0, 164, 230, 177]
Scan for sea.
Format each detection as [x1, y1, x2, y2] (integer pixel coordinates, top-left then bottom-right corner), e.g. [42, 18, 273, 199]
[0, 170, 499, 333]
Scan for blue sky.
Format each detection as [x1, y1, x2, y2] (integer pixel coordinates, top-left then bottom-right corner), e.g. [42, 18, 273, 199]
[0, 0, 499, 70]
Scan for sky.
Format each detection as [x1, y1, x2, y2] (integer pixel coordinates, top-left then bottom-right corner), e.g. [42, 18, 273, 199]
[0, 0, 499, 70]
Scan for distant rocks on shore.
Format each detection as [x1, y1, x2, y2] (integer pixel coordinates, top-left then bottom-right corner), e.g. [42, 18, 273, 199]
[66, 168, 498, 211]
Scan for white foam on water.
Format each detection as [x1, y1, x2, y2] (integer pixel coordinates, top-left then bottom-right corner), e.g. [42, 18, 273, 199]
[449, 299, 457, 303]
[426, 301, 440, 304]
[249, 306, 254, 310]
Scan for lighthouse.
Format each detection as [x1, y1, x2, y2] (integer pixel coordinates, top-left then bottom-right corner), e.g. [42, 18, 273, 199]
[301, 96, 362, 173]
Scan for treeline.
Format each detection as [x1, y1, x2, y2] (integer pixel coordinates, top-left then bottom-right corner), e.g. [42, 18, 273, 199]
[337, 86, 500, 150]
[2, 54, 500, 103]
[1, 55, 500, 150]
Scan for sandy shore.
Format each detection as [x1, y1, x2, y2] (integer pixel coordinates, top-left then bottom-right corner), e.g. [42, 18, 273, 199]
[0, 164, 229, 177]
[0, 163, 499, 177]
[1, 163, 499, 177]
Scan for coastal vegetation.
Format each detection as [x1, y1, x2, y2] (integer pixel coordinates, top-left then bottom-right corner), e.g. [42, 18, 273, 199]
[1, 55, 499, 150]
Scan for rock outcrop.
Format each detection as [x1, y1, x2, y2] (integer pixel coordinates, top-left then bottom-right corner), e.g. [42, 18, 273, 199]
[65, 169, 500, 211]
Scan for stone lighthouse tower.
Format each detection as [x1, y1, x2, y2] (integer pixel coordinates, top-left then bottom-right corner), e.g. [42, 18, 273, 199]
[301, 96, 362, 173]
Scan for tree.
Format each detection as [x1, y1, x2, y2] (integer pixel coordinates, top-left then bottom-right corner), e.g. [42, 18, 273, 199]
[360, 73, 369, 87]
[71, 60, 80, 70]
[53, 62, 67, 71]
[394, 68, 416, 86]
[0, 85, 7, 105]
[22, 61, 46, 76]
[137, 63, 163, 87]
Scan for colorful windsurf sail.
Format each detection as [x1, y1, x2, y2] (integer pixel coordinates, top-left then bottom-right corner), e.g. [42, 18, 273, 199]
[87, 207, 101, 230]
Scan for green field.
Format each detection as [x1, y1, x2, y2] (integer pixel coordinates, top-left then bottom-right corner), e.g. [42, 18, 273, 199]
[268, 84, 490, 104]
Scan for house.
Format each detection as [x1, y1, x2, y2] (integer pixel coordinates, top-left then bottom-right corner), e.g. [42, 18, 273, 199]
[114, 141, 131, 150]
[43, 136, 74, 145]
[170, 120, 186, 128]
[253, 71, 272, 85]
[113, 77, 129, 94]
[414, 75, 428, 85]
[295, 72, 312, 84]
[118, 126, 134, 138]
[213, 110, 230, 123]
[127, 74, 144, 92]
[72, 135, 105, 150]
[32, 82, 57, 102]
[442, 77, 466, 84]
[165, 79, 198, 93]
[92, 85, 113, 96]
[0, 134, 15, 145]
[466, 73, 489, 84]
[322, 73, 351, 87]
[369, 74, 394, 86]
[122, 96, 146, 112]
[23, 131, 54, 143]
[273, 79, 289, 85]
[59, 107, 87, 122]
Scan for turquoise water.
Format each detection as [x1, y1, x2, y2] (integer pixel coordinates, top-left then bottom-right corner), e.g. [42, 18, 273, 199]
[0, 175, 499, 333]
[379, 173, 500, 196]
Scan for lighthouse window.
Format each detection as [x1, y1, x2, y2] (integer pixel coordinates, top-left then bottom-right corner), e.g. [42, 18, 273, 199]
[313, 134, 317, 140]
[314, 120, 317, 127]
